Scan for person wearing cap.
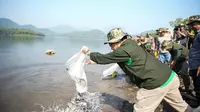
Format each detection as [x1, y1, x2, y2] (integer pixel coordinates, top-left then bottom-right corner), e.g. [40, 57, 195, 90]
[144, 33, 155, 53]
[157, 28, 172, 64]
[154, 29, 161, 58]
[134, 35, 144, 46]
[135, 35, 142, 44]
[187, 15, 200, 107]
[175, 24, 189, 47]
[134, 35, 153, 54]
[161, 40, 192, 94]
[81, 28, 193, 112]
[138, 35, 151, 50]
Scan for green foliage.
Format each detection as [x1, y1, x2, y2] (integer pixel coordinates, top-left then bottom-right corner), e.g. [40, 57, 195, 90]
[0, 27, 45, 39]
[169, 18, 189, 27]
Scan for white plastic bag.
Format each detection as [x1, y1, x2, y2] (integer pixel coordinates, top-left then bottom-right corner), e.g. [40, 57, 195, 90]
[65, 46, 88, 93]
[102, 63, 125, 78]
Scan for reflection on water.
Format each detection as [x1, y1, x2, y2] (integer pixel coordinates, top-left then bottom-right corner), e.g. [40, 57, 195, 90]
[0, 37, 135, 112]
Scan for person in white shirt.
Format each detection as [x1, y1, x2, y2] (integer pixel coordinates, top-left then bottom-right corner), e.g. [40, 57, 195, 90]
[157, 28, 172, 64]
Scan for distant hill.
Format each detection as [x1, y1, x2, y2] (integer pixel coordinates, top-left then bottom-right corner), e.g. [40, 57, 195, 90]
[50, 25, 77, 34]
[136, 30, 156, 37]
[0, 18, 55, 36]
[0, 18, 109, 39]
[62, 29, 106, 40]
[21, 24, 55, 36]
[0, 18, 19, 28]
[50, 25, 93, 34]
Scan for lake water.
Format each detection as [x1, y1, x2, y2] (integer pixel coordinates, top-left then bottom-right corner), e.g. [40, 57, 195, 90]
[0, 37, 135, 112]
[0, 37, 109, 69]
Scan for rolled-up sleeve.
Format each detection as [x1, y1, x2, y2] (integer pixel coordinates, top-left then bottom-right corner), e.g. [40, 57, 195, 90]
[90, 48, 130, 64]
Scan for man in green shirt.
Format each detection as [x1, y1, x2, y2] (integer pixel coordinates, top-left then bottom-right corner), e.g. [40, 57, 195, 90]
[161, 40, 192, 94]
[81, 28, 192, 112]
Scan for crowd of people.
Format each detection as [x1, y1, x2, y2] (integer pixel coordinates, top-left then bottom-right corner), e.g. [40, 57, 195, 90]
[134, 15, 200, 111]
[81, 15, 200, 112]
[135, 16, 200, 104]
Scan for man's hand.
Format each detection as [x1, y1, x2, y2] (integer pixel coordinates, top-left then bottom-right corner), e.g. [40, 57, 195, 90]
[85, 59, 96, 65]
[197, 66, 200, 76]
[170, 61, 176, 68]
[189, 33, 195, 38]
[179, 31, 186, 37]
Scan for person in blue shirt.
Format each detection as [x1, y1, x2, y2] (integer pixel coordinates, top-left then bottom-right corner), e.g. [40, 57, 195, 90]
[187, 15, 200, 108]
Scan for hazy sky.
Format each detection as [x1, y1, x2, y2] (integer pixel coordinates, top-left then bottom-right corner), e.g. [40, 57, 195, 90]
[0, 0, 199, 34]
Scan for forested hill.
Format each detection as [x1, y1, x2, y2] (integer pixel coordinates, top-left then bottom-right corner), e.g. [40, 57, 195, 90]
[0, 18, 55, 36]
[0, 27, 45, 38]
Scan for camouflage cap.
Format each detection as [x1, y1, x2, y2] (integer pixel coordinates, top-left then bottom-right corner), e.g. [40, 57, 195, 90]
[179, 23, 185, 27]
[187, 15, 200, 25]
[156, 27, 167, 32]
[161, 40, 173, 50]
[159, 28, 169, 32]
[156, 28, 161, 32]
[104, 28, 126, 44]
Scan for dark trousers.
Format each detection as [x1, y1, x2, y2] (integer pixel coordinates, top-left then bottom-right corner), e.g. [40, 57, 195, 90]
[188, 38, 194, 49]
[189, 69, 200, 104]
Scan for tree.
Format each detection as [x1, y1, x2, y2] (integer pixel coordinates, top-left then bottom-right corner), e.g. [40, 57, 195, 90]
[0, 27, 45, 38]
[169, 18, 189, 28]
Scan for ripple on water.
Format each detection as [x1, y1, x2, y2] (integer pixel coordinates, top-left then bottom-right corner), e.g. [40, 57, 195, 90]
[0, 63, 76, 112]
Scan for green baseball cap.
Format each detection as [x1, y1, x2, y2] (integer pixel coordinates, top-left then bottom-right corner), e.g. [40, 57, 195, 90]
[104, 28, 127, 44]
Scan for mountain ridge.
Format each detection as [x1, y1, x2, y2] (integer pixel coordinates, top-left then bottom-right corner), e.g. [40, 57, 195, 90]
[62, 29, 106, 39]
[0, 18, 108, 39]
[0, 18, 55, 36]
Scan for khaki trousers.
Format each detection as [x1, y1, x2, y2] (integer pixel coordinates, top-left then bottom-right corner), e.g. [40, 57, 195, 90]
[134, 74, 188, 112]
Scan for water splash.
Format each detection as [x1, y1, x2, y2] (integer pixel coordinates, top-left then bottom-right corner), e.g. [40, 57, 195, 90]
[65, 92, 103, 112]
[35, 92, 103, 112]
[33, 49, 105, 112]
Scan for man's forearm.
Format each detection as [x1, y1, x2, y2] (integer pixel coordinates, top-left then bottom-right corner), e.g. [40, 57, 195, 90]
[179, 32, 186, 37]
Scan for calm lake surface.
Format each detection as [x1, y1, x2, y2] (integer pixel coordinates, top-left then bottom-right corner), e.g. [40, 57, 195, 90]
[0, 37, 121, 112]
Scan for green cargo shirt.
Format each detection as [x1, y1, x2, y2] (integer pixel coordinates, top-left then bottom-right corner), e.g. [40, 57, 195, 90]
[90, 39, 172, 89]
[170, 42, 189, 73]
[170, 42, 188, 62]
